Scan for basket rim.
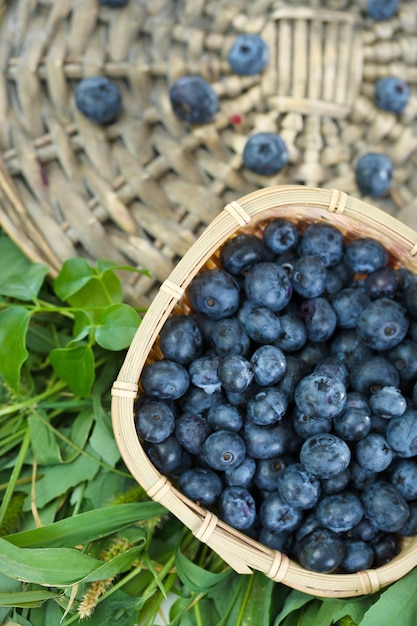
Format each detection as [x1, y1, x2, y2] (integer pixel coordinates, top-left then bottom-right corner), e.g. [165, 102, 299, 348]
[112, 184, 417, 598]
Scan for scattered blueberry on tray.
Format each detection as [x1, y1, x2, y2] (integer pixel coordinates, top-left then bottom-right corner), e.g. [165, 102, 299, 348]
[169, 75, 219, 124]
[75, 76, 122, 124]
[135, 217, 417, 574]
[227, 33, 269, 76]
[375, 76, 410, 114]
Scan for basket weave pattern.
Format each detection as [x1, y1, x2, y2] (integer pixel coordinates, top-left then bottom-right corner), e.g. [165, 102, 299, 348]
[1, 0, 417, 306]
[112, 185, 417, 598]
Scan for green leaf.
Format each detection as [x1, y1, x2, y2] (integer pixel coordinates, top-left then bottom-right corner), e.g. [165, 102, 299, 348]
[72, 310, 93, 342]
[89, 414, 120, 467]
[6, 502, 163, 549]
[359, 568, 417, 626]
[175, 543, 231, 593]
[0, 589, 60, 608]
[95, 304, 141, 350]
[0, 236, 49, 301]
[49, 344, 95, 397]
[79, 545, 143, 583]
[273, 589, 314, 626]
[53, 258, 95, 301]
[28, 414, 62, 466]
[0, 307, 30, 389]
[70, 589, 140, 626]
[237, 572, 274, 626]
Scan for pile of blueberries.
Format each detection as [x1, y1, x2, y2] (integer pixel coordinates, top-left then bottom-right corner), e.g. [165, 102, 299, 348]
[135, 218, 417, 574]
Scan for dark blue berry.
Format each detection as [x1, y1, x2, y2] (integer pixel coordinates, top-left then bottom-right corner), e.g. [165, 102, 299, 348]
[369, 386, 407, 418]
[169, 75, 219, 124]
[273, 313, 307, 353]
[218, 354, 254, 393]
[243, 419, 294, 459]
[243, 133, 289, 176]
[349, 461, 377, 491]
[297, 528, 345, 573]
[203, 430, 246, 471]
[219, 234, 265, 275]
[354, 153, 392, 198]
[263, 218, 299, 254]
[313, 357, 349, 386]
[316, 492, 364, 533]
[356, 433, 393, 473]
[188, 355, 221, 394]
[375, 77, 409, 114]
[219, 486, 256, 530]
[341, 540, 374, 573]
[177, 468, 223, 506]
[391, 460, 417, 500]
[292, 406, 332, 440]
[295, 512, 322, 543]
[386, 339, 417, 381]
[224, 456, 256, 488]
[344, 237, 388, 274]
[141, 359, 190, 400]
[298, 222, 344, 267]
[134, 398, 175, 443]
[179, 386, 224, 415]
[330, 329, 374, 367]
[294, 341, 330, 374]
[175, 414, 211, 455]
[206, 403, 242, 432]
[361, 481, 409, 532]
[100, 0, 128, 5]
[398, 503, 417, 536]
[75, 76, 122, 124]
[276, 355, 305, 400]
[332, 392, 371, 441]
[211, 317, 250, 357]
[291, 255, 327, 298]
[227, 34, 269, 75]
[250, 345, 286, 386]
[188, 269, 240, 320]
[372, 533, 401, 566]
[294, 372, 347, 420]
[246, 387, 288, 425]
[145, 435, 184, 474]
[243, 306, 282, 343]
[260, 491, 303, 533]
[321, 468, 351, 495]
[324, 261, 355, 295]
[159, 315, 203, 364]
[331, 287, 371, 329]
[386, 408, 417, 457]
[356, 298, 409, 351]
[253, 455, 292, 491]
[348, 518, 379, 542]
[300, 434, 351, 479]
[258, 528, 293, 552]
[299, 297, 337, 343]
[402, 281, 417, 317]
[277, 463, 321, 510]
[367, 0, 399, 21]
[244, 262, 292, 311]
[349, 356, 400, 395]
[364, 267, 402, 299]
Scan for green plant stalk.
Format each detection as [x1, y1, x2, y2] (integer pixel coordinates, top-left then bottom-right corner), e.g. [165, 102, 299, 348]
[0, 379, 68, 419]
[236, 573, 255, 626]
[0, 429, 30, 529]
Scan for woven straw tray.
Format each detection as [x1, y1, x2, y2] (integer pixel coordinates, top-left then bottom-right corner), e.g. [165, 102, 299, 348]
[112, 185, 417, 598]
[0, 0, 417, 306]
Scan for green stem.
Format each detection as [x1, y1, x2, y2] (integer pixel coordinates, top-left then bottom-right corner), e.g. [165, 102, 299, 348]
[194, 599, 204, 626]
[0, 429, 30, 528]
[236, 574, 255, 626]
[0, 380, 68, 419]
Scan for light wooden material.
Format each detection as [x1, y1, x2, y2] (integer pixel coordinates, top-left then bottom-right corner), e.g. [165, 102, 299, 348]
[1, 0, 417, 307]
[112, 185, 417, 598]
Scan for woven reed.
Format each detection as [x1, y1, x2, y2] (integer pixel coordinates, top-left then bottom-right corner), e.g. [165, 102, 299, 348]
[0, 0, 417, 306]
[112, 185, 417, 598]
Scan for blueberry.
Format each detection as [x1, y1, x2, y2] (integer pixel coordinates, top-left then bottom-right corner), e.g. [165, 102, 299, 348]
[219, 486, 257, 530]
[331, 287, 371, 329]
[253, 455, 293, 491]
[276, 354, 305, 400]
[294, 372, 347, 420]
[243, 419, 295, 459]
[299, 297, 337, 343]
[341, 540, 374, 573]
[349, 356, 400, 395]
[189, 269, 241, 321]
[243, 306, 282, 343]
[387, 339, 417, 381]
[294, 341, 330, 374]
[402, 281, 417, 317]
[366, 0, 399, 21]
[321, 468, 351, 496]
[140, 359, 190, 400]
[355, 433, 393, 473]
[188, 355, 222, 394]
[364, 267, 402, 300]
[210, 317, 250, 357]
[145, 435, 184, 474]
[292, 406, 332, 440]
[260, 491, 303, 533]
[273, 313, 307, 353]
[100, 0, 128, 5]
[75, 76, 122, 124]
[368, 386, 407, 418]
[250, 345, 286, 386]
[398, 503, 417, 536]
[333, 392, 371, 441]
[179, 385, 224, 415]
[354, 153, 392, 198]
[347, 518, 379, 543]
[356, 298, 409, 351]
[298, 222, 344, 267]
[134, 398, 175, 443]
[258, 528, 293, 552]
[297, 528, 345, 573]
[361, 481, 409, 532]
[207, 403, 242, 432]
[313, 357, 349, 386]
[295, 512, 322, 543]
[386, 408, 417, 457]
[203, 430, 246, 471]
[324, 261, 355, 296]
[227, 33, 269, 75]
[300, 434, 351, 479]
[316, 492, 364, 533]
[372, 533, 401, 566]
[277, 463, 321, 510]
[219, 234, 266, 275]
[263, 218, 299, 255]
[224, 456, 256, 488]
[391, 460, 417, 500]
[246, 387, 288, 425]
[375, 76, 409, 113]
[330, 329, 374, 368]
[243, 133, 289, 176]
[169, 75, 219, 124]
[218, 354, 254, 393]
[174, 414, 211, 455]
[349, 461, 377, 491]
[244, 262, 292, 312]
[159, 315, 203, 364]
[177, 468, 223, 506]
[290, 255, 327, 298]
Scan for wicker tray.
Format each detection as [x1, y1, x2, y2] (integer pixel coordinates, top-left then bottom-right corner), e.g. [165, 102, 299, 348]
[1, 0, 417, 306]
[112, 184, 417, 598]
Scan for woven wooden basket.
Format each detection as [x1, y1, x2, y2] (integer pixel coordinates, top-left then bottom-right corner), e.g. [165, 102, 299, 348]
[1, 0, 417, 307]
[112, 185, 417, 598]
